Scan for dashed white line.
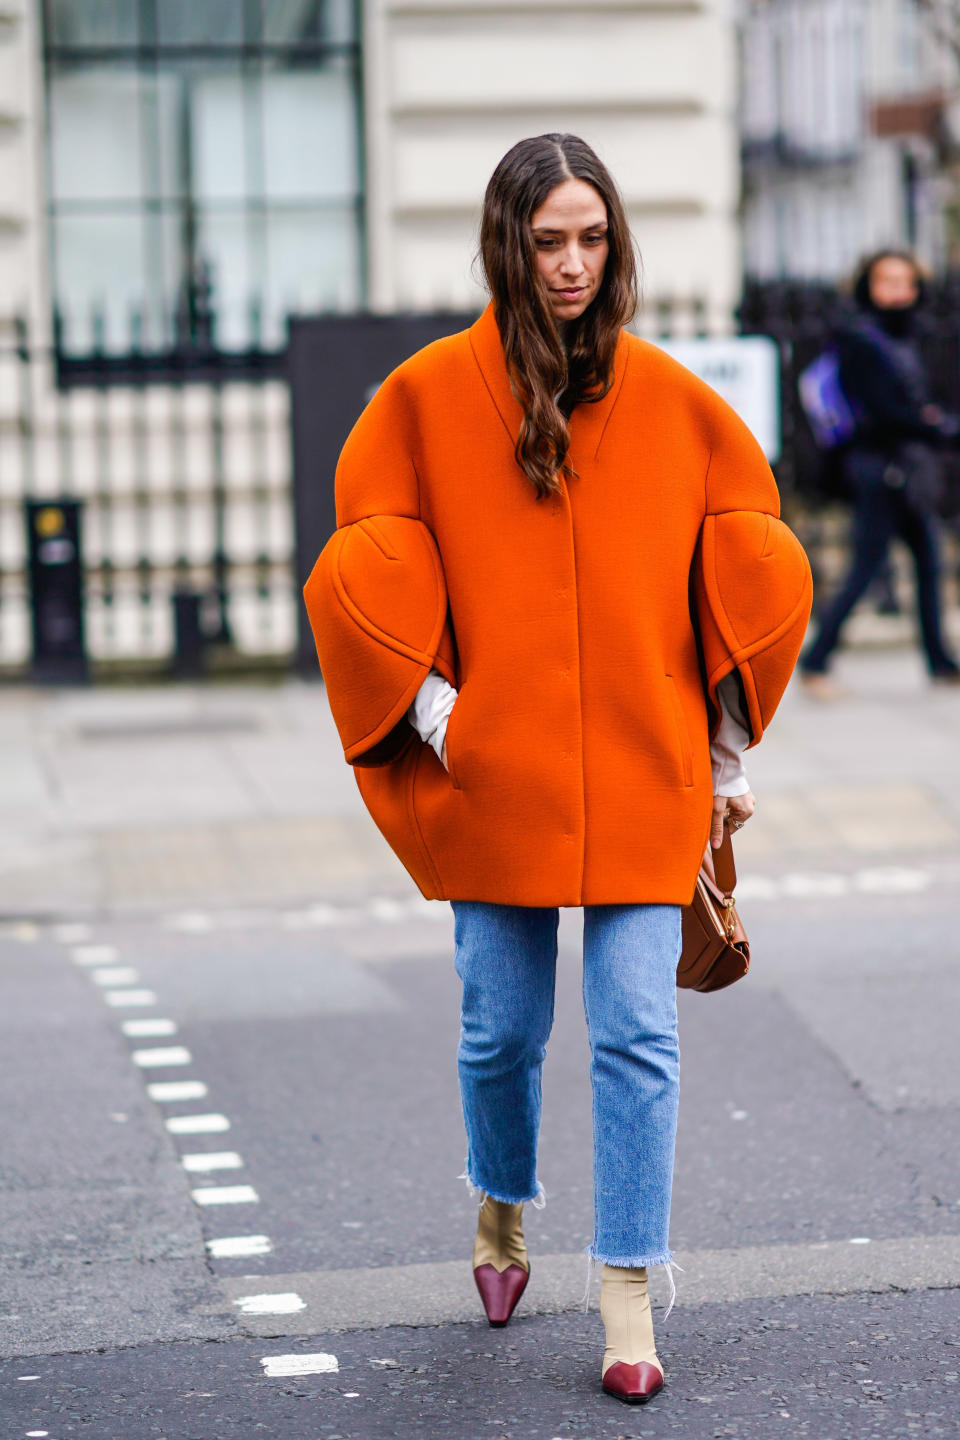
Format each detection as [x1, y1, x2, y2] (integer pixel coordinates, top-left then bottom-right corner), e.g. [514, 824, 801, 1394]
[54, 923, 92, 943]
[192, 1184, 259, 1206]
[166, 1113, 230, 1135]
[166, 912, 216, 933]
[281, 903, 358, 931]
[856, 867, 931, 895]
[70, 944, 117, 965]
[92, 966, 140, 986]
[736, 866, 933, 903]
[103, 989, 157, 1007]
[207, 1235, 272, 1258]
[260, 1353, 338, 1378]
[132, 1046, 192, 1069]
[148, 1080, 208, 1102]
[182, 1152, 243, 1173]
[367, 898, 408, 922]
[235, 1292, 305, 1315]
[121, 1018, 178, 1038]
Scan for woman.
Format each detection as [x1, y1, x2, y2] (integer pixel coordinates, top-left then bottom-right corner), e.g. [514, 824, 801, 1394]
[801, 248, 960, 693]
[305, 134, 811, 1405]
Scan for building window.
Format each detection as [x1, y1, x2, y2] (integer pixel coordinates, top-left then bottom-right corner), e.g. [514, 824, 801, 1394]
[42, 0, 364, 362]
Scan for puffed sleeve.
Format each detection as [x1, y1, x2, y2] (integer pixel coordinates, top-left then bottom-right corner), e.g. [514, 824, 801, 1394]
[302, 369, 457, 766]
[692, 389, 813, 747]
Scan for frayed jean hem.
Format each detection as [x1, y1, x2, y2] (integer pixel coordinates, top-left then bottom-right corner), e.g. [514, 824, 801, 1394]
[588, 1246, 674, 1268]
[581, 1247, 683, 1319]
[457, 1162, 546, 1209]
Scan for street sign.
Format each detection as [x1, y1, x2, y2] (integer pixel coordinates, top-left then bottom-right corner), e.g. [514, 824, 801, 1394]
[653, 335, 781, 462]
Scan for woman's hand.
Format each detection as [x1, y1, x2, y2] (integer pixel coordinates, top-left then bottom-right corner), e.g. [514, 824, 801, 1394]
[711, 790, 756, 849]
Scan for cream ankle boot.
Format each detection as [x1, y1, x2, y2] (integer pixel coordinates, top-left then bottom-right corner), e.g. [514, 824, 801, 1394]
[599, 1264, 664, 1404]
[472, 1194, 529, 1326]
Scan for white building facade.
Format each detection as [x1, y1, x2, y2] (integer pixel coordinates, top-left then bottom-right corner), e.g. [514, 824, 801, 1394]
[0, 0, 746, 671]
[740, 0, 960, 281]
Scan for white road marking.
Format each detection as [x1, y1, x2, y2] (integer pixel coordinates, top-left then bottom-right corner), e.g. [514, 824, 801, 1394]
[182, 1152, 243, 1173]
[132, 1046, 192, 1068]
[234, 1292, 305, 1315]
[850, 1237, 871, 1244]
[260, 1353, 338, 1378]
[92, 966, 139, 986]
[192, 1185, 259, 1206]
[71, 944, 117, 966]
[104, 989, 157, 1007]
[17, 1376, 40, 1381]
[166, 1113, 230, 1134]
[781, 873, 850, 898]
[25, 1431, 49, 1436]
[54, 923, 92, 943]
[343, 1392, 360, 1397]
[281, 903, 347, 930]
[121, 1018, 178, 1037]
[207, 1235, 272, 1258]
[367, 897, 407, 922]
[855, 867, 932, 894]
[737, 866, 933, 903]
[148, 1080, 208, 1102]
[166, 912, 215, 933]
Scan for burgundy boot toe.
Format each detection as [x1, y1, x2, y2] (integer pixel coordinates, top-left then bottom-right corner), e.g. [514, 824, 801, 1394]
[473, 1262, 529, 1326]
[601, 1360, 664, 1404]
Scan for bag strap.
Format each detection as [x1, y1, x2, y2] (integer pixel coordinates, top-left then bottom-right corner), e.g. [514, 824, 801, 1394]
[713, 823, 738, 896]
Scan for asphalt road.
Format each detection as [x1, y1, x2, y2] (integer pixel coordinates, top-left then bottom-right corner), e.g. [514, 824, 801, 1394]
[2, 653, 960, 1438]
[3, 867, 960, 1438]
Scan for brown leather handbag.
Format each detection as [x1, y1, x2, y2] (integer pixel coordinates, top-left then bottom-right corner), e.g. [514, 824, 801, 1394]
[678, 823, 750, 992]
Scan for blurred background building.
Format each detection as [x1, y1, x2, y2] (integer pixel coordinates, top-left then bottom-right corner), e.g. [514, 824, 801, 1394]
[742, 0, 960, 280]
[0, 0, 958, 675]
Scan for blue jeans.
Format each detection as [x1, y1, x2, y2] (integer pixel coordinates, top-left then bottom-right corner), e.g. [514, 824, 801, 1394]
[802, 449, 959, 676]
[452, 900, 681, 1267]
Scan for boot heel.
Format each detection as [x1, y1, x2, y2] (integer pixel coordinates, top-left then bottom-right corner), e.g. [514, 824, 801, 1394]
[599, 1264, 664, 1404]
[472, 1194, 530, 1327]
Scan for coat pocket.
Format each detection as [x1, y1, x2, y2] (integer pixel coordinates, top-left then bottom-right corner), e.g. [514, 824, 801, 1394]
[443, 690, 465, 791]
[665, 674, 695, 788]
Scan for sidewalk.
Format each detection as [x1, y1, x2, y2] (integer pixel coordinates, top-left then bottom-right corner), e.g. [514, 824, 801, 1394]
[1, 644, 959, 918]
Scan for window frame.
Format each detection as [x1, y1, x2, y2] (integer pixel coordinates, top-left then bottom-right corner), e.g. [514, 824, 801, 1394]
[41, 0, 366, 386]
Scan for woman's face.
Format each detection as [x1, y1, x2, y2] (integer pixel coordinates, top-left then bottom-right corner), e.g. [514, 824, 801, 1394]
[869, 256, 919, 309]
[529, 178, 609, 322]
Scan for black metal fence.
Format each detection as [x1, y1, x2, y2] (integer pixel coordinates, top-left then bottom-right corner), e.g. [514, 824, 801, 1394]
[0, 318, 294, 680]
[3, 285, 959, 682]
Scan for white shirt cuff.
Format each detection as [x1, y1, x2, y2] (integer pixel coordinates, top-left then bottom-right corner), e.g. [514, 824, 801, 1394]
[406, 667, 458, 762]
[710, 672, 751, 797]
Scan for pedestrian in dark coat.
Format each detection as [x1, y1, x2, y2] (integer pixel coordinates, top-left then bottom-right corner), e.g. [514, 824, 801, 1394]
[802, 249, 960, 692]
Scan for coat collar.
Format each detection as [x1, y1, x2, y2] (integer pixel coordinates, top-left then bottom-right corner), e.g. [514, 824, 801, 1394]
[468, 299, 631, 471]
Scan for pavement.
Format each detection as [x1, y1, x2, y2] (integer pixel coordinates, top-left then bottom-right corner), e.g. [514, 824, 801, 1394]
[1, 645, 959, 1438]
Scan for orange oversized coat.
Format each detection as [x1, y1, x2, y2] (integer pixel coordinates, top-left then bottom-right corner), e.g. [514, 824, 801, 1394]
[304, 301, 812, 906]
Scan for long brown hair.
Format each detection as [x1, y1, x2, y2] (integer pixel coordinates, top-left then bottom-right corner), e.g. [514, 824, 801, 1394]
[479, 133, 639, 498]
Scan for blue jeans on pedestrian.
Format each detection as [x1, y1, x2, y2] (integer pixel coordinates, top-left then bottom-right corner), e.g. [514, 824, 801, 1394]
[802, 449, 959, 676]
[451, 900, 681, 1268]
